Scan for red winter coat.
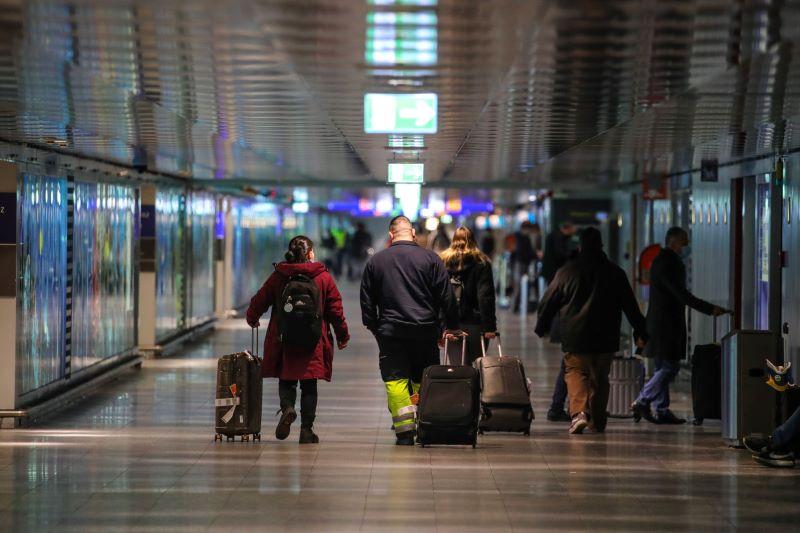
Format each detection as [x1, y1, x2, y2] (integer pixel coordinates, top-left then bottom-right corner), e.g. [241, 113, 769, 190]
[246, 262, 349, 381]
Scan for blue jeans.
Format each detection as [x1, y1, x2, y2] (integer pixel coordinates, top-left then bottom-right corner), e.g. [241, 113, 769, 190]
[549, 358, 568, 413]
[636, 357, 681, 414]
[773, 404, 800, 451]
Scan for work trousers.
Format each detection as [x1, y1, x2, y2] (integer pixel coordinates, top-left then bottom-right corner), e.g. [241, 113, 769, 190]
[278, 379, 318, 429]
[377, 335, 439, 435]
[564, 353, 613, 432]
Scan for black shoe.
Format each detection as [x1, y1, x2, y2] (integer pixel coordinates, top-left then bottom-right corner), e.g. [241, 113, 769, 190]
[275, 406, 297, 440]
[631, 401, 655, 424]
[569, 413, 589, 435]
[547, 409, 572, 423]
[753, 450, 796, 468]
[395, 431, 416, 446]
[654, 410, 686, 425]
[299, 427, 319, 444]
[743, 435, 772, 455]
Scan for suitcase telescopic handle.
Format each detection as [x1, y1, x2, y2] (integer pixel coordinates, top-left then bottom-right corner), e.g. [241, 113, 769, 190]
[480, 332, 503, 358]
[251, 326, 259, 357]
[443, 333, 467, 365]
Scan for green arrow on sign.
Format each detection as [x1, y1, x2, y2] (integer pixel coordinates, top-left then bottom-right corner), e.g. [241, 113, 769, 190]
[364, 93, 438, 134]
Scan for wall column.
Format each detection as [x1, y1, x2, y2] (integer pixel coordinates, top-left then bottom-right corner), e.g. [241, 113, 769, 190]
[0, 162, 18, 425]
[138, 184, 157, 349]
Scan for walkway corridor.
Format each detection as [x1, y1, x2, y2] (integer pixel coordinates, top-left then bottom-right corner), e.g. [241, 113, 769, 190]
[1, 284, 798, 532]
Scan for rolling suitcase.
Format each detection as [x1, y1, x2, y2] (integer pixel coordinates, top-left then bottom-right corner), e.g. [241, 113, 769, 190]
[214, 327, 263, 442]
[416, 336, 481, 448]
[473, 335, 533, 435]
[691, 315, 726, 426]
[607, 356, 644, 418]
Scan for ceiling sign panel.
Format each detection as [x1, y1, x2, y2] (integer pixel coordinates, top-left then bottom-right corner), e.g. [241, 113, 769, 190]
[364, 93, 438, 134]
[388, 163, 424, 184]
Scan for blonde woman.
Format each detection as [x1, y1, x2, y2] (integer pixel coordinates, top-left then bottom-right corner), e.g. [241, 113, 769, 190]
[440, 226, 498, 365]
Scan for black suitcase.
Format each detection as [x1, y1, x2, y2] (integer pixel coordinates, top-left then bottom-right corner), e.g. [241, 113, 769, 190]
[416, 337, 481, 448]
[691, 316, 726, 426]
[214, 328, 263, 442]
[473, 336, 533, 435]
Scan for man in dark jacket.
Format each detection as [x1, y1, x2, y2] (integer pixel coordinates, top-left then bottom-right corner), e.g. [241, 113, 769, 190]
[632, 227, 726, 425]
[536, 227, 648, 435]
[540, 222, 575, 284]
[360, 215, 461, 445]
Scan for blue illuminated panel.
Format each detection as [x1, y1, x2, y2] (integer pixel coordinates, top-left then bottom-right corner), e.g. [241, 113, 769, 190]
[16, 174, 68, 395]
[188, 192, 216, 326]
[71, 182, 137, 372]
[156, 187, 186, 341]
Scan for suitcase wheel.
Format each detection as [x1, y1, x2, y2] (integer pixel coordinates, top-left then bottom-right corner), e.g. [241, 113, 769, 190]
[253, 433, 261, 442]
[692, 418, 704, 426]
[241, 435, 250, 442]
[214, 433, 223, 442]
[523, 429, 531, 437]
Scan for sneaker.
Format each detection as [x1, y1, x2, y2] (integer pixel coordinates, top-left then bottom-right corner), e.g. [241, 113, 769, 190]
[395, 431, 416, 446]
[275, 406, 297, 441]
[299, 427, 319, 444]
[631, 401, 655, 424]
[654, 410, 686, 425]
[569, 413, 589, 435]
[753, 451, 796, 468]
[547, 409, 572, 422]
[743, 435, 772, 455]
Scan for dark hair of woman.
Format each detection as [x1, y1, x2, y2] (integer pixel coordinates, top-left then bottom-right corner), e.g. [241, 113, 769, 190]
[440, 226, 489, 270]
[285, 235, 314, 263]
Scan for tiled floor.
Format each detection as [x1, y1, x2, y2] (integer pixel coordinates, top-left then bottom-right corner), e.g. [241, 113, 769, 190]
[1, 282, 798, 532]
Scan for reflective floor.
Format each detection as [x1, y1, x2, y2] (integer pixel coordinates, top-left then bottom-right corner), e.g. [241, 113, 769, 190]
[1, 283, 798, 532]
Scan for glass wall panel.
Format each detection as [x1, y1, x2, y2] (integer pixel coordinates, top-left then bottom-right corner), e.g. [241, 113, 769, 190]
[72, 182, 137, 371]
[156, 187, 186, 341]
[188, 192, 215, 326]
[231, 201, 286, 308]
[16, 174, 68, 395]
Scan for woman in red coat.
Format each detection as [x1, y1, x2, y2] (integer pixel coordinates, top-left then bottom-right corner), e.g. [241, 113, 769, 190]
[246, 236, 349, 444]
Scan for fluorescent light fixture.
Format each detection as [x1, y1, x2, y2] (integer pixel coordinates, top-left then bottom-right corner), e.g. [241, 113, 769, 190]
[364, 93, 437, 134]
[368, 0, 437, 6]
[388, 163, 424, 184]
[367, 12, 438, 25]
[293, 187, 309, 202]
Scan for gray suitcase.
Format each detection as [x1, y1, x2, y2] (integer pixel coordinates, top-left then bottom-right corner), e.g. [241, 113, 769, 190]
[473, 336, 533, 435]
[607, 356, 644, 418]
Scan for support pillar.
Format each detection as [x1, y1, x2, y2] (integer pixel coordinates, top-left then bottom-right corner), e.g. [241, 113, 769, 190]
[138, 184, 157, 351]
[0, 161, 18, 426]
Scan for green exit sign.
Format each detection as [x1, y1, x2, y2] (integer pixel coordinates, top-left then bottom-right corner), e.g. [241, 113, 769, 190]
[388, 163, 424, 184]
[364, 93, 437, 134]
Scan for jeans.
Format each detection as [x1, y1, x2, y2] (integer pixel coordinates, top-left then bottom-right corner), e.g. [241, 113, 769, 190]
[549, 358, 568, 413]
[279, 379, 318, 429]
[635, 357, 681, 414]
[773, 404, 800, 452]
[563, 353, 614, 432]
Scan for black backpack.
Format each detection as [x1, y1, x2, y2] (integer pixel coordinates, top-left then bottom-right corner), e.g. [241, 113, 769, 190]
[277, 273, 322, 350]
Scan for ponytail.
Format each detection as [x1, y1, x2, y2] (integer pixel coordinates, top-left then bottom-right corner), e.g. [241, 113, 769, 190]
[285, 235, 314, 263]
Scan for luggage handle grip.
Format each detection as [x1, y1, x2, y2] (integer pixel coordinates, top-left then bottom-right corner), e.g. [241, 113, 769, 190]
[251, 326, 260, 357]
[443, 333, 467, 365]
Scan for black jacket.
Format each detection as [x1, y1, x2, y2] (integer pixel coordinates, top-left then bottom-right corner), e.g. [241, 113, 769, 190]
[646, 247, 716, 361]
[360, 240, 459, 340]
[445, 256, 497, 332]
[535, 251, 647, 354]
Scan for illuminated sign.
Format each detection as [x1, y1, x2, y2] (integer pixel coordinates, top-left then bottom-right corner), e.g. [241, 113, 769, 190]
[388, 163, 424, 184]
[364, 93, 437, 134]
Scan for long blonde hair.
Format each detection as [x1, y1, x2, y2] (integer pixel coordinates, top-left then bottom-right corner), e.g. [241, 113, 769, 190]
[440, 226, 489, 270]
